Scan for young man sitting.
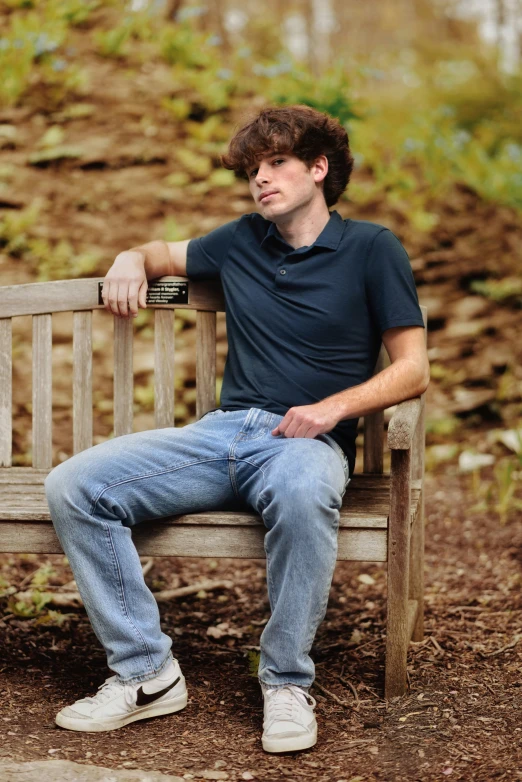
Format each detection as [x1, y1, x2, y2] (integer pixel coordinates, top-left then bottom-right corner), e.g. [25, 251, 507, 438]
[45, 104, 429, 753]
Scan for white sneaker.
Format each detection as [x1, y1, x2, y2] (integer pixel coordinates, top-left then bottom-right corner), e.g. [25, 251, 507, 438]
[56, 658, 188, 732]
[262, 685, 317, 753]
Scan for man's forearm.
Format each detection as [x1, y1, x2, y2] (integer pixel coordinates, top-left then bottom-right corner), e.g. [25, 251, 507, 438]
[128, 240, 172, 280]
[321, 359, 429, 422]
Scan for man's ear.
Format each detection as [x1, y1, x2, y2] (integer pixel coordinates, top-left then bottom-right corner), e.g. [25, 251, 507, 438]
[312, 155, 328, 184]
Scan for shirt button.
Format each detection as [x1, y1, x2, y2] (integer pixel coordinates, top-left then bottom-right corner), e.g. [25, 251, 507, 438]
[279, 269, 286, 275]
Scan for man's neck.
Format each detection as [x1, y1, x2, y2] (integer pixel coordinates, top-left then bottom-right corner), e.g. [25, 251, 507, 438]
[274, 202, 331, 250]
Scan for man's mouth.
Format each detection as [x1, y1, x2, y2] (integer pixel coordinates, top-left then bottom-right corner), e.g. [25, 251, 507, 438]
[260, 191, 278, 202]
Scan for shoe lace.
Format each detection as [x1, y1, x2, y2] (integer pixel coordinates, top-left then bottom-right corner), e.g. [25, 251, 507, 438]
[80, 675, 135, 708]
[266, 686, 316, 722]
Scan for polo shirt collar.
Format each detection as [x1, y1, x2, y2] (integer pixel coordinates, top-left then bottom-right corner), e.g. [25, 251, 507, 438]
[260, 210, 345, 251]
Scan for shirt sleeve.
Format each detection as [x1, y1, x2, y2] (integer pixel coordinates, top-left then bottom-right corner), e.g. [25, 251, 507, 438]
[364, 228, 425, 334]
[186, 218, 241, 280]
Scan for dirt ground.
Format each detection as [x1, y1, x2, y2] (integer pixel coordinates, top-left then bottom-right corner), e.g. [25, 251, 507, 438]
[2, 461, 522, 782]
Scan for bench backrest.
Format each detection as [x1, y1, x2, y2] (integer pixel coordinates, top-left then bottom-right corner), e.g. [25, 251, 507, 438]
[0, 277, 427, 473]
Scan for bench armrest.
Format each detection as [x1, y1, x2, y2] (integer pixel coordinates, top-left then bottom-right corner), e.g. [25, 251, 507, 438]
[387, 397, 422, 450]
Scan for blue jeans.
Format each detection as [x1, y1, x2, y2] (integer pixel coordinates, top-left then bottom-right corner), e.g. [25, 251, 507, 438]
[45, 408, 351, 689]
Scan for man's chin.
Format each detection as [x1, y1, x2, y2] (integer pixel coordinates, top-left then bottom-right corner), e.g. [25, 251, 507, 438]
[259, 202, 284, 219]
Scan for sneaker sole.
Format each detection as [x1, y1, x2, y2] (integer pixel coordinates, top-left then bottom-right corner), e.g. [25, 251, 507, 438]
[55, 689, 188, 733]
[262, 725, 317, 754]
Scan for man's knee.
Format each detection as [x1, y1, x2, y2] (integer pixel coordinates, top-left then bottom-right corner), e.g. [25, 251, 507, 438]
[45, 456, 87, 516]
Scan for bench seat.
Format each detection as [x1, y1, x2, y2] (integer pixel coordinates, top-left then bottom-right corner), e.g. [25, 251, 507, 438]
[0, 468, 421, 561]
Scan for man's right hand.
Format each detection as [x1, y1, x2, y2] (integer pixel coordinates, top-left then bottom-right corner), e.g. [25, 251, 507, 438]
[101, 250, 148, 319]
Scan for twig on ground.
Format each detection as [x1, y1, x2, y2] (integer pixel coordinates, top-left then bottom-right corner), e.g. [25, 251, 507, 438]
[313, 681, 353, 708]
[140, 557, 155, 578]
[430, 636, 445, 655]
[338, 674, 360, 705]
[153, 579, 234, 602]
[17, 568, 43, 590]
[478, 634, 522, 659]
[47, 591, 83, 609]
[43, 578, 234, 609]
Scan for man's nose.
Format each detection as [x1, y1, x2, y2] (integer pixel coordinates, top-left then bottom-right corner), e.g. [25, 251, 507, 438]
[255, 165, 270, 185]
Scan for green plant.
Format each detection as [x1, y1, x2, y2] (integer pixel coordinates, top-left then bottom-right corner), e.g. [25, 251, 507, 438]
[493, 459, 522, 524]
[246, 649, 260, 677]
[470, 277, 522, 303]
[0, 3, 90, 108]
[269, 61, 359, 127]
[26, 237, 102, 281]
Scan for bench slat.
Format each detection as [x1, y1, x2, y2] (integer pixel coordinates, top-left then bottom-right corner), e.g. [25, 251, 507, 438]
[196, 311, 216, 419]
[154, 310, 175, 428]
[113, 316, 133, 436]
[363, 345, 387, 473]
[0, 522, 387, 561]
[0, 278, 225, 318]
[32, 314, 52, 469]
[0, 471, 421, 528]
[73, 311, 93, 454]
[0, 469, 419, 490]
[0, 318, 12, 466]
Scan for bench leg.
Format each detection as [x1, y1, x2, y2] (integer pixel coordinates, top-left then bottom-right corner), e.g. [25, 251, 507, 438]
[409, 490, 425, 641]
[385, 448, 411, 699]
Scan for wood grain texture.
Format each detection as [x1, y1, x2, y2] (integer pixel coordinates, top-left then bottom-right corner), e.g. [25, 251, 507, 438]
[385, 447, 412, 698]
[196, 310, 216, 419]
[407, 599, 419, 640]
[113, 316, 133, 436]
[387, 397, 422, 450]
[409, 304, 428, 640]
[0, 521, 386, 561]
[363, 345, 387, 473]
[32, 314, 52, 469]
[73, 311, 93, 454]
[154, 309, 175, 428]
[0, 319, 12, 466]
[0, 277, 225, 318]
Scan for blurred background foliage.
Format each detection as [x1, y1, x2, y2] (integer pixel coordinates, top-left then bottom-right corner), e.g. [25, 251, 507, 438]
[0, 0, 522, 502]
[0, 0, 521, 216]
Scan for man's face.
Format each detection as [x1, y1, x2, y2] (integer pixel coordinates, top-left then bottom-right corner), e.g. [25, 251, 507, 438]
[247, 152, 326, 220]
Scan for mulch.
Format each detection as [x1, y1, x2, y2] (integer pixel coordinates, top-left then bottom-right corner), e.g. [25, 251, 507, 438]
[2, 462, 522, 782]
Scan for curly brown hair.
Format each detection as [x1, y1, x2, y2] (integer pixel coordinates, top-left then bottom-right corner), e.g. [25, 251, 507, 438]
[221, 105, 354, 208]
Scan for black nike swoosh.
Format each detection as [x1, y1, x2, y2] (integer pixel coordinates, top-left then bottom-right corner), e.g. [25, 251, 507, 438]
[136, 676, 180, 707]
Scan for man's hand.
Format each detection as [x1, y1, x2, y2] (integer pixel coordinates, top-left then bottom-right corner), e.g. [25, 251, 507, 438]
[271, 400, 340, 439]
[101, 250, 148, 318]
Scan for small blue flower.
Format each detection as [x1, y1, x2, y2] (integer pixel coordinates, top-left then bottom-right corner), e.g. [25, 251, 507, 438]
[403, 138, 423, 152]
[505, 143, 522, 161]
[216, 68, 233, 80]
[51, 58, 67, 72]
[34, 33, 59, 56]
[178, 6, 206, 20]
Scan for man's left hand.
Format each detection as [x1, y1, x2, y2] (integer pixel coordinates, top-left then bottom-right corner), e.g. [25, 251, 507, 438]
[271, 401, 340, 439]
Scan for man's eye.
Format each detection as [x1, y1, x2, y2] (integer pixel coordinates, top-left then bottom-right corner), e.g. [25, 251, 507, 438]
[274, 159, 285, 165]
[249, 169, 258, 178]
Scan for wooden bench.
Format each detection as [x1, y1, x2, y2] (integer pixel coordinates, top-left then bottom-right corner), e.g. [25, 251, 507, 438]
[0, 277, 427, 697]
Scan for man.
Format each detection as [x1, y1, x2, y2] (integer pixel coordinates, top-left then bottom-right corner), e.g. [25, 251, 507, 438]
[45, 105, 429, 753]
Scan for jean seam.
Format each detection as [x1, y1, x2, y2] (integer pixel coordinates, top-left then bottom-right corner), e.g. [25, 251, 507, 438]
[89, 458, 234, 516]
[303, 533, 339, 652]
[104, 521, 155, 674]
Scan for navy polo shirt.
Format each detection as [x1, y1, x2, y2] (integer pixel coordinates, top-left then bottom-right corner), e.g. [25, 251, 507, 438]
[186, 210, 424, 476]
